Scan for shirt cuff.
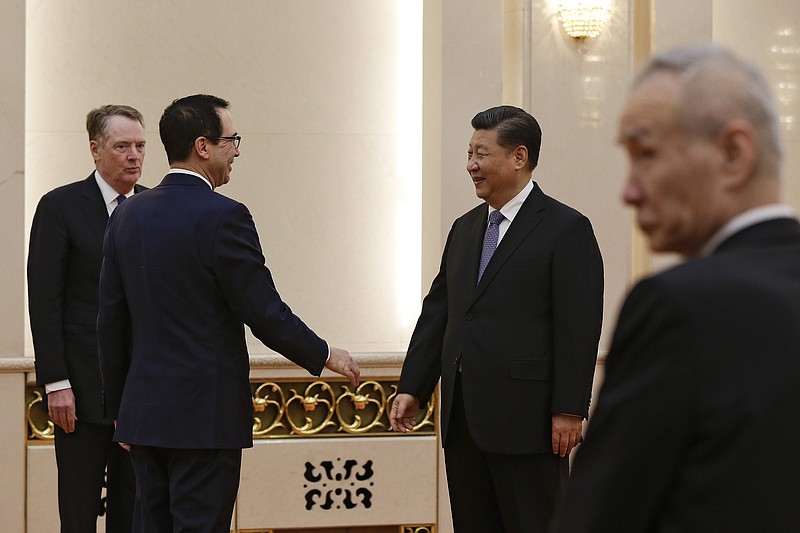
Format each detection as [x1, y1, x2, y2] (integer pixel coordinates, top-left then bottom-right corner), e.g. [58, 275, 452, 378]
[45, 379, 72, 394]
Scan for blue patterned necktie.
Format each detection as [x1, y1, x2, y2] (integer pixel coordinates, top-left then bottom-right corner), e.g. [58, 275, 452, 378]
[477, 209, 504, 283]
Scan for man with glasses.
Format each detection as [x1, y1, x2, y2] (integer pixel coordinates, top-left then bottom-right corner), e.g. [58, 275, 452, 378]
[98, 94, 360, 532]
[28, 104, 146, 532]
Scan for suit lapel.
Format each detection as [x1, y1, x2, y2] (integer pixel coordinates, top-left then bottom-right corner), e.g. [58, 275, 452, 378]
[79, 174, 109, 247]
[463, 203, 489, 291]
[79, 175, 148, 247]
[471, 185, 546, 303]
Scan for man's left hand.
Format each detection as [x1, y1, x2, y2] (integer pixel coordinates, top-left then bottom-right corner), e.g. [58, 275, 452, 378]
[551, 413, 583, 457]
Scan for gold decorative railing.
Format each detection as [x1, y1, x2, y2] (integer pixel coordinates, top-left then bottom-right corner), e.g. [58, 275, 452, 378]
[252, 379, 435, 438]
[25, 379, 435, 441]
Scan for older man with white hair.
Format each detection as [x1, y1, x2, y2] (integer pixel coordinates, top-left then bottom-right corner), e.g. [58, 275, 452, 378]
[554, 43, 800, 532]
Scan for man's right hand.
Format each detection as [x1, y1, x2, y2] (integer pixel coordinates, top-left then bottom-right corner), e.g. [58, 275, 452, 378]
[390, 393, 420, 433]
[325, 347, 361, 387]
[47, 388, 77, 433]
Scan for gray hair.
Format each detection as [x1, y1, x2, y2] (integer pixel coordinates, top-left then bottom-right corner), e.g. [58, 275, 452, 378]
[86, 104, 144, 144]
[635, 44, 782, 175]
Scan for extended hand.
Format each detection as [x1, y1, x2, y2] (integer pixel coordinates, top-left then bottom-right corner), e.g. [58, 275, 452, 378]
[390, 393, 420, 433]
[325, 347, 361, 387]
[552, 413, 583, 457]
[48, 388, 77, 433]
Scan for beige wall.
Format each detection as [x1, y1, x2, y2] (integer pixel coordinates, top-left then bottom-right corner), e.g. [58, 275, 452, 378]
[1, 0, 25, 360]
[0, 1, 27, 530]
[713, 0, 800, 210]
[25, 0, 425, 356]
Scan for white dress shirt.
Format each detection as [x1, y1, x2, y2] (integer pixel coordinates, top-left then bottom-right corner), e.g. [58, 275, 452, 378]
[488, 180, 535, 243]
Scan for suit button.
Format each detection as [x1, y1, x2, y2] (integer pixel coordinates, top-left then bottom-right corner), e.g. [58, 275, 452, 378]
[466, 313, 473, 320]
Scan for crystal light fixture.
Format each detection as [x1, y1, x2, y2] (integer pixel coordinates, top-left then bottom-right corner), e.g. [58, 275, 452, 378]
[558, 0, 612, 41]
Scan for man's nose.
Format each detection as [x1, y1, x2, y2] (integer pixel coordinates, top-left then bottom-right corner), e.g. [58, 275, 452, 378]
[621, 175, 642, 206]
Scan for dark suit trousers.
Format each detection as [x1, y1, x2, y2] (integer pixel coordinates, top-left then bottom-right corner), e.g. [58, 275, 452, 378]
[129, 445, 242, 533]
[444, 375, 568, 533]
[54, 421, 135, 533]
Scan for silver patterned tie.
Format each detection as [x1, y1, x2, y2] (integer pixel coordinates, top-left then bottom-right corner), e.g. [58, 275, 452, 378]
[477, 209, 504, 283]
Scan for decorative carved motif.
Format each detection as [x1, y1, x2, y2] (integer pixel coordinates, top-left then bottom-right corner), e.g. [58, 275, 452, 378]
[251, 380, 435, 438]
[252, 382, 287, 436]
[303, 457, 374, 511]
[336, 381, 388, 433]
[286, 381, 338, 435]
[401, 527, 436, 533]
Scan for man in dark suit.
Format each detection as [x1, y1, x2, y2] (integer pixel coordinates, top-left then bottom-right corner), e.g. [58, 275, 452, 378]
[28, 104, 146, 532]
[390, 106, 604, 532]
[97, 94, 360, 533]
[555, 44, 800, 532]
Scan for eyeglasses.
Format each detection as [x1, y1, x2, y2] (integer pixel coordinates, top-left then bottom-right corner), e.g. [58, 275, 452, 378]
[214, 135, 241, 149]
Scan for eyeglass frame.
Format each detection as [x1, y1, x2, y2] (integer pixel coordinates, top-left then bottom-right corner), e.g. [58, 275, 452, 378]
[213, 135, 241, 149]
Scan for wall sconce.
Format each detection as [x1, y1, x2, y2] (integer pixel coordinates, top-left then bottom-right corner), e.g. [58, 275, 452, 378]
[558, 1, 612, 44]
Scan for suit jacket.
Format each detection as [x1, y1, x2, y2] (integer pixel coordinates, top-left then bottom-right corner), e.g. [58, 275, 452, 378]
[98, 172, 328, 449]
[398, 183, 604, 454]
[28, 173, 146, 424]
[556, 217, 800, 532]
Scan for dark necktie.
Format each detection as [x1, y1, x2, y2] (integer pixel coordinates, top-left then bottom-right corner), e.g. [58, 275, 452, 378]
[116, 194, 127, 206]
[477, 209, 504, 283]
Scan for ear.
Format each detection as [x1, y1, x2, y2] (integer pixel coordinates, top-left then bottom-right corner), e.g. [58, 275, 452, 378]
[195, 136, 211, 160]
[89, 140, 101, 162]
[512, 145, 528, 170]
[716, 119, 757, 190]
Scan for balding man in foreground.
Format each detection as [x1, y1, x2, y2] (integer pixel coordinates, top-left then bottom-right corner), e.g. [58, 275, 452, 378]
[554, 44, 800, 532]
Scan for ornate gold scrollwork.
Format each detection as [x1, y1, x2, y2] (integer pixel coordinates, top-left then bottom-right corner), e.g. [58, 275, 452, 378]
[285, 381, 337, 435]
[27, 389, 55, 441]
[252, 382, 286, 436]
[249, 380, 435, 439]
[335, 380, 387, 434]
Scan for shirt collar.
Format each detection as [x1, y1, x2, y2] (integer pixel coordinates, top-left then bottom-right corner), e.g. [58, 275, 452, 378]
[489, 180, 534, 222]
[700, 204, 798, 256]
[94, 171, 132, 208]
[168, 168, 213, 189]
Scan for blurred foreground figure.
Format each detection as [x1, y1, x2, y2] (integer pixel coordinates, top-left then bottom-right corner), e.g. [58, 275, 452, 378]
[555, 44, 800, 532]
